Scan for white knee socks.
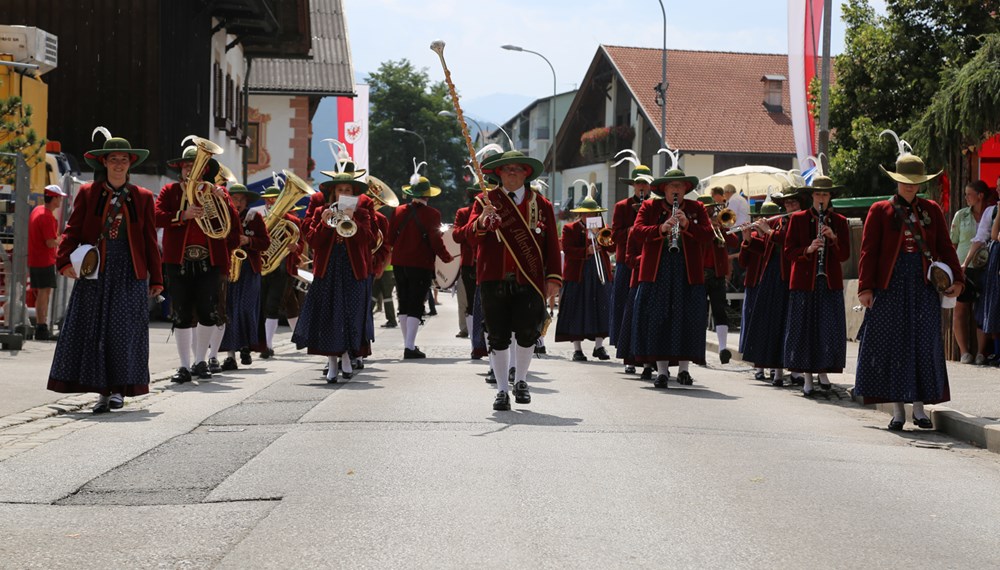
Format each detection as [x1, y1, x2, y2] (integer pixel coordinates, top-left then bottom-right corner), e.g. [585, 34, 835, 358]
[287, 316, 298, 332]
[174, 328, 194, 369]
[194, 324, 214, 364]
[893, 402, 906, 422]
[678, 361, 690, 373]
[341, 355, 353, 374]
[803, 372, 814, 391]
[404, 316, 420, 350]
[912, 401, 928, 420]
[327, 356, 337, 380]
[656, 360, 671, 376]
[716, 325, 728, 351]
[514, 344, 533, 382]
[208, 325, 225, 359]
[264, 318, 279, 349]
[573, 341, 583, 352]
[493, 348, 511, 393]
[594, 337, 604, 349]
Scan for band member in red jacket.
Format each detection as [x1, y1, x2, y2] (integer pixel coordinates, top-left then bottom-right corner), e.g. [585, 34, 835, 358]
[701, 196, 742, 364]
[385, 163, 454, 359]
[48, 130, 163, 413]
[737, 192, 804, 386]
[854, 135, 964, 430]
[555, 189, 614, 361]
[253, 183, 304, 360]
[155, 141, 240, 384]
[630, 166, 714, 387]
[782, 174, 851, 395]
[292, 172, 372, 382]
[218, 185, 270, 369]
[609, 159, 652, 373]
[453, 182, 484, 353]
[465, 151, 562, 411]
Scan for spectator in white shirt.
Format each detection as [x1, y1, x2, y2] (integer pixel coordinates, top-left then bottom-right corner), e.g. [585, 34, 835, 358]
[724, 184, 751, 226]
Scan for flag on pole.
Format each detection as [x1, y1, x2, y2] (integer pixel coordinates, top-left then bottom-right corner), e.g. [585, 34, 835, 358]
[788, 0, 824, 167]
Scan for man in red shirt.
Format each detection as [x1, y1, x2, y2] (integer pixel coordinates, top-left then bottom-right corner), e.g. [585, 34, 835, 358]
[28, 185, 65, 340]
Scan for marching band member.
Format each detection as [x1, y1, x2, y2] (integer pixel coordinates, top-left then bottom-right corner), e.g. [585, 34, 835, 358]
[385, 161, 454, 359]
[609, 156, 653, 373]
[737, 192, 803, 386]
[630, 164, 714, 387]
[555, 187, 613, 361]
[292, 172, 372, 382]
[218, 185, 270, 369]
[614, 213, 654, 380]
[853, 136, 964, 430]
[454, 180, 486, 357]
[782, 172, 851, 396]
[48, 130, 163, 413]
[355, 185, 387, 369]
[702, 194, 741, 364]
[155, 140, 240, 384]
[255, 183, 303, 360]
[466, 150, 562, 411]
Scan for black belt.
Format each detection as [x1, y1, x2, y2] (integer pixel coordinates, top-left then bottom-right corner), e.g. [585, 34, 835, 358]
[184, 245, 210, 261]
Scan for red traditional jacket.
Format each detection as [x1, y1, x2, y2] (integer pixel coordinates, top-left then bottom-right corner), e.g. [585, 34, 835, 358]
[57, 181, 163, 287]
[305, 190, 374, 225]
[372, 209, 391, 277]
[154, 181, 240, 268]
[611, 195, 643, 262]
[305, 200, 372, 281]
[462, 187, 563, 288]
[453, 204, 476, 267]
[625, 225, 644, 288]
[235, 209, 271, 274]
[282, 213, 305, 277]
[386, 201, 453, 270]
[631, 198, 714, 284]
[784, 208, 851, 291]
[700, 232, 740, 277]
[858, 197, 964, 293]
[561, 219, 613, 283]
[738, 217, 791, 287]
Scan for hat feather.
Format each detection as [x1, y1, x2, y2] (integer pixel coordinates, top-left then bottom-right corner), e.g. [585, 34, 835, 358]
[879, 129, 913, 157]
[321, 138, 352, 173]
[656, 147, 680, 172]
[572, 178, 596, 200]
[410, 158, 427, 186]
[475, 143, 504, 161]
[91, 126, 113, 142]
[804, 155, 826, 178]
[610, 149, 640, 169]
[271, 170, 285, 190]
[495, 126, 515, 150]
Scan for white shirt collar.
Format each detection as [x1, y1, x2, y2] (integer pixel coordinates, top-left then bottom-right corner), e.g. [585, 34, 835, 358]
[503, 185, 525, 205]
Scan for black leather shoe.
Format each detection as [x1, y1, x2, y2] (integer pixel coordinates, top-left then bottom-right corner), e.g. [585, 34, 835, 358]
[771, 376, 784, 387]
[640, 367, 654, 380]
[820, 381, 832, 391]
[108, 394, 124, 410]
[240, 348, 253, 366]
[534, 345, 547, 356]
[208, 357, 223, 374]
[35, 324, 51, 341]
[754, 370, 766, 381]
[513, 380, 531, 404]
[352, 358, 364, 370]
[624, 365, 636, 374]
[456, 331, 469, 338]
[719, 348, 732, 364]
[259, 348, 274, 359]
[888, 418, 905, 431]
[341, 371, 353, 380]
[493, 391, 511, 411]
[171, 367, 192, 383]
[653, 374, 670, 388]
[572, 350, 587, 362]
[485, 369, 497, 384]
[913, 416, 934, 429]
[92, 398, 110, 414]
[221, 357, 238, 371]
[791, 375, 805, 386]
[192, 361, 212, 379]
[593, 347, 611, 360]
[802, 388, 815, 398]
[403, 347, 426, 359]
[326, 374, 338, 384]
[381, 322, 398, 328]
[677, 371, 693, 386]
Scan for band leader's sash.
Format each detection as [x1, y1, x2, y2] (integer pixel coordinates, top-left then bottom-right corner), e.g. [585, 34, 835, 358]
[491, 189, 546, 300]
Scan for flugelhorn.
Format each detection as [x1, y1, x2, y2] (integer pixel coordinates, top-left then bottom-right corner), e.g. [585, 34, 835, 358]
[182, 135, 231, 239]
[430, 40, 500, 230]
[260, 170, 315, 275]
[725, 213, 792, 235]
[322, 202, 358, 238]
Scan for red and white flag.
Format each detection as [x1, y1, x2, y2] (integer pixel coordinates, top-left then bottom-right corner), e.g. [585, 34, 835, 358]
[788, 0, 824, 166]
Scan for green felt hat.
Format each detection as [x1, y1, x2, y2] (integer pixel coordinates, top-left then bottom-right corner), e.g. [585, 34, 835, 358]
[696, 195, 715, 205]
[757, 201, 781, 216]
[794, 175, 844, 194]
[261, 186, 282, 199]
[879, 154, 943, 185]
[651, 168, 699, 195]
[319, 173, 369, 196]
[83, 127, 149, 171]
[570, 195, 607, 214]
[227, 183, 260, 202]
[480, 150, 544, 184]
[621, 165, 654, 185]
[402, 176, 442, 198]
[166, 145, 220, 182]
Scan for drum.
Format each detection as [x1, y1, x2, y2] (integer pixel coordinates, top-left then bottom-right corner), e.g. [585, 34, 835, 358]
[294, 268, 313, 293]
[434, 227, 463, 289]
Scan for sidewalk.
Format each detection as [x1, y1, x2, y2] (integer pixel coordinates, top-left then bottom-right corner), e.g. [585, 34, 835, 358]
[706, 330, 1000, 452]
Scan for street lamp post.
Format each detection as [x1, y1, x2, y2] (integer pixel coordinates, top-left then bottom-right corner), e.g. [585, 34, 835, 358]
[656, 0, 668, 152]
[392, 127, 427, 164]
[501, 44, 557, 200]
[438, 110, 484, 145]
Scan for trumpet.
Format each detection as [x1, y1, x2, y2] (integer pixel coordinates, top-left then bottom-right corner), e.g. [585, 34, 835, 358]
[182, 135, 231, 239]
[596, 227, 614, 248]
[725, 213, 792, 234]
[322, 202, 358, 238]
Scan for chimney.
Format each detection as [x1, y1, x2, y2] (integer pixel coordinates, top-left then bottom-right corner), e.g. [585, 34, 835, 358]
[761, 74, 786, 113]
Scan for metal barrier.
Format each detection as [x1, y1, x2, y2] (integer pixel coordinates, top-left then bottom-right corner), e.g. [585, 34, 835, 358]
[0, 152, 30, 349]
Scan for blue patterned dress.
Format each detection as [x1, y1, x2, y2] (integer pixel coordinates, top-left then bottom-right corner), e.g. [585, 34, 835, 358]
[783, 278, 846, 373]
[608, 262, 631, 346]
[631, 245, 708, 364]
[471, 285, 488, 358]
[48, 228, 150, 396]
[614, 286, 639, 365]
[741, 248, 789, 368]
[853, 252, 949, 403]
[220, 265, 261, 351]
[979, 241, 1000, 333]
[291, 244, 367, 356]
[555, 259, 612, 341]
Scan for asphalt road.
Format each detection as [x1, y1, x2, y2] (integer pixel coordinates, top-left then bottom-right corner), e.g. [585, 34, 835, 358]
[2, 295, 999, 569]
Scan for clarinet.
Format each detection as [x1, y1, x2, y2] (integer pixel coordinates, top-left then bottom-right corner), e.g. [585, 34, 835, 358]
[668, 195, 681, 253]
[815, 205, 827, 279]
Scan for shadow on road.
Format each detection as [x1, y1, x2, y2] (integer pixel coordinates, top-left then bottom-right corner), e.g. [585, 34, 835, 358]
[475, 409, 584, 436]
[640, 386, 739, 400]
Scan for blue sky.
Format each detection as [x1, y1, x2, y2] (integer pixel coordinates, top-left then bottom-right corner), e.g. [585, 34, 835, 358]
[340, 0, 885, 123]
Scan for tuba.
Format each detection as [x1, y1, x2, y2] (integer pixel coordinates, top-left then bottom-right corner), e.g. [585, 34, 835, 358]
[182, 135, 231, 239]
[366, 175, 400, 209]
[596, 227, 614, 248]
[260, 170, 316, 275]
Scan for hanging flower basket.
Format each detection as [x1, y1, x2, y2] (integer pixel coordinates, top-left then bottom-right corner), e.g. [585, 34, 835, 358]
[579, 125, 635, 161]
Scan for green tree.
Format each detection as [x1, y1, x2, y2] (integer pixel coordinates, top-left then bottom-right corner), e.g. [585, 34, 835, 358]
[0, 80, 45, 185]
[826, 0, 998, 196]
[367, 59, 470, 221]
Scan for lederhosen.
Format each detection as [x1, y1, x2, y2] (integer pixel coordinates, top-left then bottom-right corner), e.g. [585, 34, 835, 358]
[164, 195, 224, 329]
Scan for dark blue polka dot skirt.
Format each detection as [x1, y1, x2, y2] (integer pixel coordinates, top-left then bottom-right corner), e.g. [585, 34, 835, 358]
[614, 286, 639, 364]
[556, 259, 612, 342]
[854, 252, 950, 404]
[738, 281, 758, 355]
[471, 285, 488, 358]
[783, 277, 846, 373]
[631, 247, 708, 364]
[291, 244, 366, 356]
[365, 275, 375, 342]
[740, 249, 789, 368]
[609, 261, 632, 346]
[48, 234, 151, 396]
[220, 268, 261, 351]
[979, 242, 1000, 334]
